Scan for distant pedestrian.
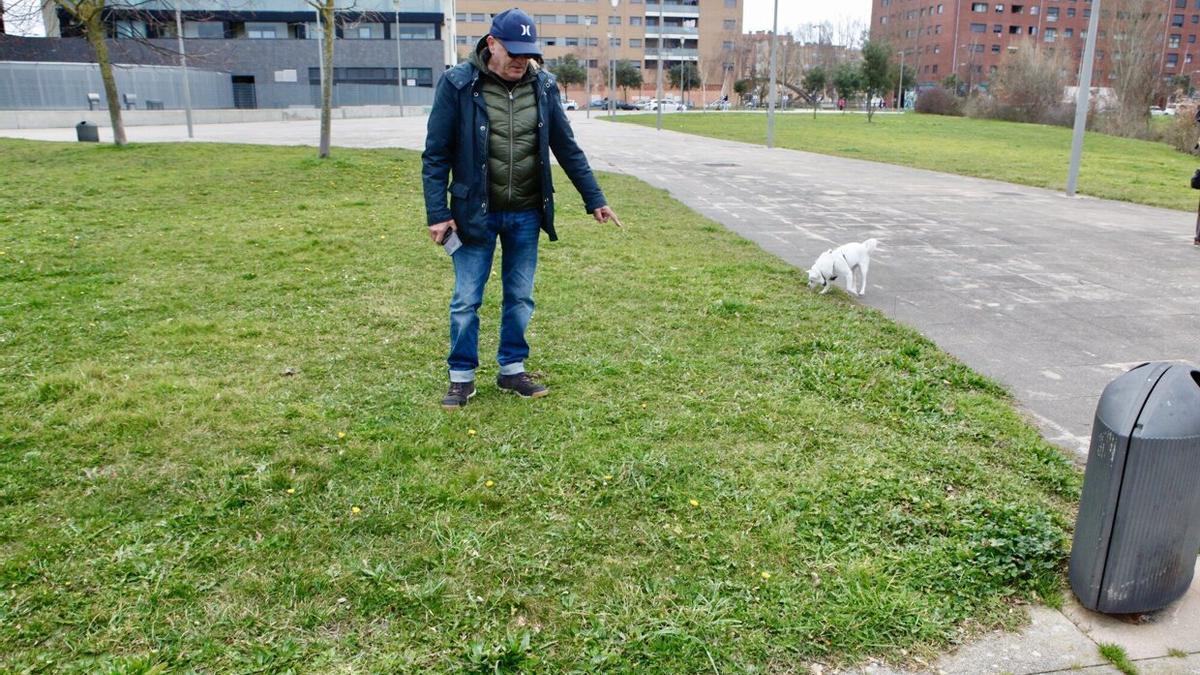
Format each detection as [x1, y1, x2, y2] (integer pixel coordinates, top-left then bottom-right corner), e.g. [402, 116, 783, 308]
[837, 97, 845, 111]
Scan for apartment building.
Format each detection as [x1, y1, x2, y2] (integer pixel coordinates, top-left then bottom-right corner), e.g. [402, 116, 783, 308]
[9, 0, 448, 108]
[453, 0, 743, 100]
[871, 0, 1190, 94]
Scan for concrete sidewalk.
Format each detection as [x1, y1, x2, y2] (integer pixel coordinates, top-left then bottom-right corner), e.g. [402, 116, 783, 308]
[4, 113, 1198, 674]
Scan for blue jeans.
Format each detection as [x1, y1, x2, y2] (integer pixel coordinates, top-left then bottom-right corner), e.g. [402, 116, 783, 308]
[447, 209, 540, 383]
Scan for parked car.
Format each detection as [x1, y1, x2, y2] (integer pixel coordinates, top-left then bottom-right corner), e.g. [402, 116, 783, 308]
[654, 100, 685, 112]
[563, 99, 578, 110]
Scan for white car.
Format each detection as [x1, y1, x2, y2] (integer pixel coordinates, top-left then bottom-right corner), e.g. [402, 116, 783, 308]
[564, 99, 578, 110]
[654, 100, 685, 112]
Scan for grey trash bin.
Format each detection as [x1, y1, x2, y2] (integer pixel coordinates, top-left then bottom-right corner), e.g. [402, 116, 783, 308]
[75, 121, 99, 143]
[1069, 361, 1200, 614]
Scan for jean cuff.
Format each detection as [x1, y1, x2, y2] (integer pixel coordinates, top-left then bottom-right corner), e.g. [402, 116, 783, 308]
[449, 369, 475, 383]
[498, 362, 525, 376]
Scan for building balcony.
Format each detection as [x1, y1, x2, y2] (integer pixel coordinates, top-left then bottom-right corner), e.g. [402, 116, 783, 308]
[644, 47, 698, 61]
[645, 25, 698, 38]
[644, 1, 700, 18]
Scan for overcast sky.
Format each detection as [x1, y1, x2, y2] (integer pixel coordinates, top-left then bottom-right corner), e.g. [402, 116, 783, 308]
[4, 0, 876, 38]
[742, 0, 872, 35]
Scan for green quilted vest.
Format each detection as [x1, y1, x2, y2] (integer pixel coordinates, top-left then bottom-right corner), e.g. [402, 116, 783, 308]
[480, 66, 541, 212]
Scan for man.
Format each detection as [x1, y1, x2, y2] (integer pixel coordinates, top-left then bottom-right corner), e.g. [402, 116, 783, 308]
[422, 7, 620, 410]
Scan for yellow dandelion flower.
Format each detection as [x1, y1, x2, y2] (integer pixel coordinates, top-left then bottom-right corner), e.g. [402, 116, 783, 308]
[351, 506, 361, 514]
[603, 474, 612, 481]
[689, 499, 699, 507]
[286, 488, 295, 494]
[485, 480, 495, 487]
[467, 429, 477, 436]
[760, 571, 771, 580]
[337, 431, 346, 439]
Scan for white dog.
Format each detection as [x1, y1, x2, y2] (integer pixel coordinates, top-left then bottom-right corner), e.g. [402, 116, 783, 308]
[807, 238, 879, 296]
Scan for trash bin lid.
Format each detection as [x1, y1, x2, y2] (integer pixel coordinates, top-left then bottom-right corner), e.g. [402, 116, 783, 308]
[1136, 364, 1200, 441]
[1095, 362, 1171, 440]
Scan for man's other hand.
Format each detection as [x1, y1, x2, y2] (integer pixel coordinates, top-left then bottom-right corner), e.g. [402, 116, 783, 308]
[429, 220, 457, 244]
[593, 206, 623, 228]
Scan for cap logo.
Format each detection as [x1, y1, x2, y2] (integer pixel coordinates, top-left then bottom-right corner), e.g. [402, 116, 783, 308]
[520, 24, 531, 36]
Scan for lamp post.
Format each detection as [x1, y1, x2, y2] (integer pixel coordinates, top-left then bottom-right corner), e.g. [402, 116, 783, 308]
[585, 16, 592, 119]
[655, 0, 664, 130]
[766, 0, 778, 148]
[895, 48, 904, 111]
[610, 0, 619, 117]
[174, 4, 194, 138]
[1066, 0, 1101, 196]
[393, 0, 405, 117]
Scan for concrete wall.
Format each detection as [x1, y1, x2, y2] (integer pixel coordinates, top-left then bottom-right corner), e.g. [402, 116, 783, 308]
[0, 103, 431, 128]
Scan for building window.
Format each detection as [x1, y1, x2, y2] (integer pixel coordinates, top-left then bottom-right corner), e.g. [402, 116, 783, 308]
[114, 20, 147, 38]
[1171, 34, 1182, 47]
[396, 23, 435, 39]
[724, 0, 736, 7]
[1044, 28, 1056, 42]
[630, 38, 642, 47]
[722, 40, 733, 49]
[972, 2, 986, 10]
[609, 15, 621, 25]
[565, 37, 579, 46]
[723, 19, 736, 29]
[630, 16, 642, 26]
[184, 21, 224, 38]
[343, 22, 383, 39]
[970, 22, 987, 32]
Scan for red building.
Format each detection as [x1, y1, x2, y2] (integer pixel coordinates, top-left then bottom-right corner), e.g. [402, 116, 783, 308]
[871, 0, 1195, 94]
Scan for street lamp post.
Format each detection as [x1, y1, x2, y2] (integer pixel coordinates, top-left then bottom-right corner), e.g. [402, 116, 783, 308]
[895, 48, 904, 111]
[609, 0, 619, 118]
[766, 0, 778, 148]
[1066, 0, 1102, 196]
[394, 0, 405, 117]
[174, 4, 194, 138]
[585, 16, 592, 119]
[655, 0, 664, 130]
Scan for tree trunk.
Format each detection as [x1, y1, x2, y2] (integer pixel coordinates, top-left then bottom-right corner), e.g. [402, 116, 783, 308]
[319, 0, 334, 158]
[84, 10, 126, 145]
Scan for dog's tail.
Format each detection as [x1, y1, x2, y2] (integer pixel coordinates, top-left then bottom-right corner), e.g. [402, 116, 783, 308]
[863, 238, 879, 252]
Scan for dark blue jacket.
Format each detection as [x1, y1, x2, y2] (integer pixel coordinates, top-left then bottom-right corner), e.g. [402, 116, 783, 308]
[422, 60, 607, 245]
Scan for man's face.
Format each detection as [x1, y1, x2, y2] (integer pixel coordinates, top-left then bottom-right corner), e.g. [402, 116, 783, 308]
[486, 35, 531, 82]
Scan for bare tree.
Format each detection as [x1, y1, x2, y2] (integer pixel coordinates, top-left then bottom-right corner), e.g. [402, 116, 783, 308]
[989, 38, 1070, 122]
[306, 0, 336, 158]
[1104, 0, 1166, 137]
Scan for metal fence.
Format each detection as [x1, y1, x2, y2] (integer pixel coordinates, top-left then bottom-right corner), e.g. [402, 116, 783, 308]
[0, 61, 232, 109]
[0, 61, 435, 110]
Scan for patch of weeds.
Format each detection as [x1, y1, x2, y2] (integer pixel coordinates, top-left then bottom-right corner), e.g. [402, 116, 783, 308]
[464, 632, 537, 674]
[1098, 643, 1137, 675]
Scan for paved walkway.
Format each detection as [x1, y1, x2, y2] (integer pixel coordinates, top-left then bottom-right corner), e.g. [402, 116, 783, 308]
[4, 112, 1199, 674]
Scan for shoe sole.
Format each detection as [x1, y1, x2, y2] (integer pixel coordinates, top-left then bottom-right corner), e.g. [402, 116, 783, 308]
[498, 387, 549, 399]
[441, 388, 476, 410]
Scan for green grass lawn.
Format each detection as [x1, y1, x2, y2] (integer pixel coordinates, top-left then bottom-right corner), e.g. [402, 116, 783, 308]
[0, 139, 1079, 672]
[617, 112, 1198, 212]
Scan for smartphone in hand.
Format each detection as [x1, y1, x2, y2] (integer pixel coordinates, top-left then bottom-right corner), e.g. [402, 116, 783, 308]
[443, 230, 462, 256]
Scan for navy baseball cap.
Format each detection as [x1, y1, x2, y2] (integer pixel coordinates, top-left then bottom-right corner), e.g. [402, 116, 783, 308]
[489, 8, 542, 58]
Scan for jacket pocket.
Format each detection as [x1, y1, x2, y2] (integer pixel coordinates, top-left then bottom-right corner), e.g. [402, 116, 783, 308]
[449, 182, 470, 198]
